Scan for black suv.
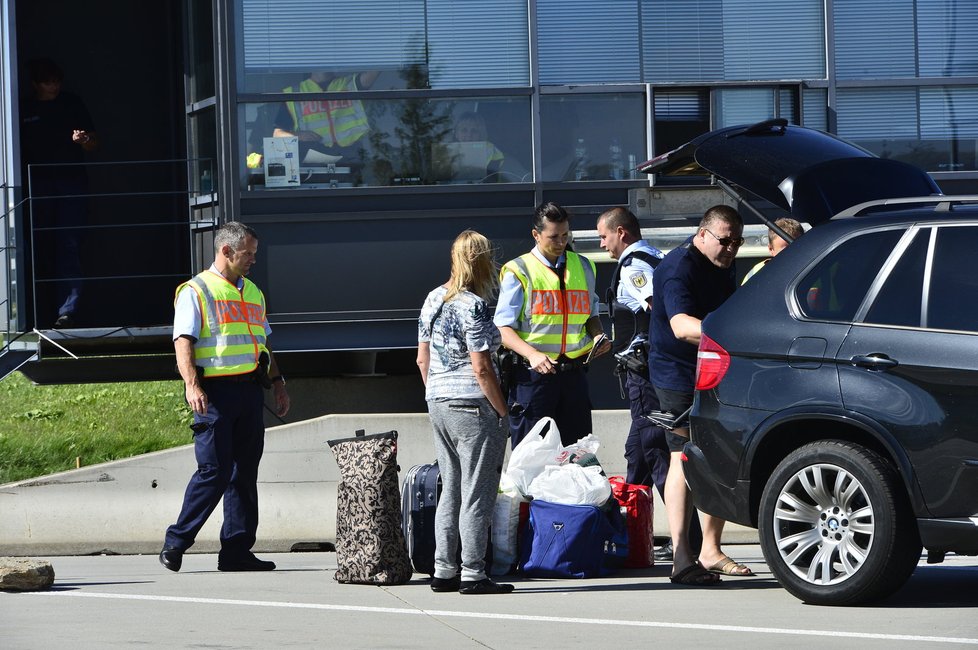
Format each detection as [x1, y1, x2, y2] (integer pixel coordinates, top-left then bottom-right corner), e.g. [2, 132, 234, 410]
[643, 119, 978, 605]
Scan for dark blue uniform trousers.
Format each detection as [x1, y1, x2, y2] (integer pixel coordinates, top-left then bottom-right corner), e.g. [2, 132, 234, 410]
[623, 370, 702, 549]
[509, 364, 592, 448]
[165, 379, 266, 553]
[623, 371, 670, 498]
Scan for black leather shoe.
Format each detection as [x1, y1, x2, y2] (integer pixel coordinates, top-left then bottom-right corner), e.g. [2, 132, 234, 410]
[217, 552, 276, 572]
[459, 578, 514, 595]
[430, 576, 461, 592]
[159, 546, 183, 572]
[654, 541, 674, 563]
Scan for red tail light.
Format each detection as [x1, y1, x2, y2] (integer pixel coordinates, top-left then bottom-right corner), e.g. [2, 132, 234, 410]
[695, 334, 731, 391]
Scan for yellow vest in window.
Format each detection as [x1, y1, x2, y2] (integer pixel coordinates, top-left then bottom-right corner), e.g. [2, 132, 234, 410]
[283, 76, 369, 148]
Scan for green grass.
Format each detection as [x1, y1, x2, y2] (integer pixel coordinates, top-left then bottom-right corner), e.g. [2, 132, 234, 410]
[0, 372, 193, 484]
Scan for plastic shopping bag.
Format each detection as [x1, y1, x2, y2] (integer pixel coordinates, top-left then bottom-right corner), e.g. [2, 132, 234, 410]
[490, 489, 525, 575]
[526, 463, 612, 506]
[609, 476, 654, 568]
[556, 433, 602, 468]
[503, 417, 563, 497]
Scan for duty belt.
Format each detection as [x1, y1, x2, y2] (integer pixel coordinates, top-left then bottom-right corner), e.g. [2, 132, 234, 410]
[204, 371, 259, 383]
[518, 356, 587, 373]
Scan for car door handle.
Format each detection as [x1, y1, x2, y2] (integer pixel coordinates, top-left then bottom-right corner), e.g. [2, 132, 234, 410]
[849, 354, 898, 370]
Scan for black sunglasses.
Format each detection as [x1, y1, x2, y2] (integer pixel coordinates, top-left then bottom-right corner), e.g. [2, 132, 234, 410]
[703, 228, 745, 248]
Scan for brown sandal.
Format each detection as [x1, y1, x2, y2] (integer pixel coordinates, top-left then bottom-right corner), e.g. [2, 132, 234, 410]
[705, 556, 754, 576]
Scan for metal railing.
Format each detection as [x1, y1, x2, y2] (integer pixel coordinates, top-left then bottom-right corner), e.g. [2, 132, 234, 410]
[0, 183, 39, 378]
[13, 158, 217, 369]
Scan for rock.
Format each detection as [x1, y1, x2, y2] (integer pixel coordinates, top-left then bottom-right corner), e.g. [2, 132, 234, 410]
[0, 557, 55, 591]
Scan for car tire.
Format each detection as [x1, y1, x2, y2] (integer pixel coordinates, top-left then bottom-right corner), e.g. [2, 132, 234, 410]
[758, 440, 921, 606]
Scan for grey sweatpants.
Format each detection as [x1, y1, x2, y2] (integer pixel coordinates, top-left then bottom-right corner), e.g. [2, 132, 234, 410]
[427, 397, 509, 582]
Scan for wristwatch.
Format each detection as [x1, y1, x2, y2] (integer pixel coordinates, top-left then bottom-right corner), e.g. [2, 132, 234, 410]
[270, 375, 286, 385]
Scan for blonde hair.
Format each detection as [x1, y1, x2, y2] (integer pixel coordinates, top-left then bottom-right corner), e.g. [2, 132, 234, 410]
[769, 217, 804, 244]
[444, 230, 498, 302]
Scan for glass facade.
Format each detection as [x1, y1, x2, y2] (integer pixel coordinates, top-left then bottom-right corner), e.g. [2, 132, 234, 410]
[642, 0, 824, 82]
[189, 108, 218, 195]
[186, 0, 215, 102]
[238, 0, 530, 91]
[837, 86, 978, 173]
[539, 93, 646, 182]
[200, 0, 978, 197]
[241, 96, 532, 189]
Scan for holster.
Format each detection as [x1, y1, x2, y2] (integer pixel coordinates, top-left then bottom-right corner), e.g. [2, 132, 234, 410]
[256, 351, 272, 389]
[614, 343, 649, 378]
[494, 347, 517, 397]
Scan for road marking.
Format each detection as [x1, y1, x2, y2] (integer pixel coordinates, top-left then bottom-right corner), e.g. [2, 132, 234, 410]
[27, 590, 978, 645]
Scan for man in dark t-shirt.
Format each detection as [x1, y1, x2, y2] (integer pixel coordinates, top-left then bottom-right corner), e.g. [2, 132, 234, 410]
[20, 58, 97, 329]
[649, 204, 753, 586]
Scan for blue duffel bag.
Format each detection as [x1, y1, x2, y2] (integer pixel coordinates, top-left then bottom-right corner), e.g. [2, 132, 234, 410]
[520, 500, 627, 578]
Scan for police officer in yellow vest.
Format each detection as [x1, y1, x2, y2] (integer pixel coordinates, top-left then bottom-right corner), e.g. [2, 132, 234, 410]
[273, 70, 379, 161]
[494, 202, 612, 448]
[160, 222, 290, 573]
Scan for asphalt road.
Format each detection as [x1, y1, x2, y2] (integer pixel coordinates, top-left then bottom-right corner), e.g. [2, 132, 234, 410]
[3, 545, 977, 649]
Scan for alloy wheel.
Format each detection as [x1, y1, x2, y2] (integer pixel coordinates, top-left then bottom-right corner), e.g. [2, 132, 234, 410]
[771, 462, 875, 585]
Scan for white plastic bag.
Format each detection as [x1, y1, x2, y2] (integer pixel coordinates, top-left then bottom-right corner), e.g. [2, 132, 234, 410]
[555, 433, 601, 465]
[490, 489, 525, 575]
[502, 416, 563, 497]
[526, 464, 612, 506]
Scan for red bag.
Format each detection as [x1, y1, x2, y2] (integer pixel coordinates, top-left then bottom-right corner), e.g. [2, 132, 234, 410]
[608, 476, 654, 568]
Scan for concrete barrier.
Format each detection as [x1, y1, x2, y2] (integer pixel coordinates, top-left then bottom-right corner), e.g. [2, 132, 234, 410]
[0, 410, 756, 555]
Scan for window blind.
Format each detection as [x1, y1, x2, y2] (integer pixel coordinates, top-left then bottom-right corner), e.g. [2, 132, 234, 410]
[836, 87, 918, 139]
[537, 0, 640, 84]
[426, 0, 530, 88]
[802, 87, 827, 131]
[920, 86, 978, 138]
[642, 0, 723, 82]
[917, 2, 978, 77]
[834, 0, 916, 80]
[240, 0, 426, 72]
[720, 0, 824, 81]
[653, 89, 708, 120]
[715, 88, 775, 127]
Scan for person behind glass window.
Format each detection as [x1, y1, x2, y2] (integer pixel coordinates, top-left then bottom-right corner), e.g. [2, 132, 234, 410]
[451, 111, 505, 178]
[417, 230, 514, 595]
[272, 70, 379, 162]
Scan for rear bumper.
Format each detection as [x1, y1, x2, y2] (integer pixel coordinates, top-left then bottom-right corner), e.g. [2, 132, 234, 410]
[682, 440, 755, 528]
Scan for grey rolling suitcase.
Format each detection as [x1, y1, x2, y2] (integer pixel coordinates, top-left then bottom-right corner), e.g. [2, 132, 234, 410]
[400, 461, 493, 577]
[401, 462, 441, 576]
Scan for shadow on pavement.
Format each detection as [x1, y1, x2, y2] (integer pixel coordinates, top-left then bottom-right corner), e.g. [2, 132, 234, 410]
[876, 564, 978, 609]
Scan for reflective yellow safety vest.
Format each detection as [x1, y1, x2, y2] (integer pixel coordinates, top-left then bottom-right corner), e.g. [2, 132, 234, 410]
[283, 76, 369, 148]
[176, 270, 269, 377]
[501, 251, 596, 360]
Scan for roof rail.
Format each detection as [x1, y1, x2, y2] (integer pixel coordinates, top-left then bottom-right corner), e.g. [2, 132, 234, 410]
[834, 195, 978, 218]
